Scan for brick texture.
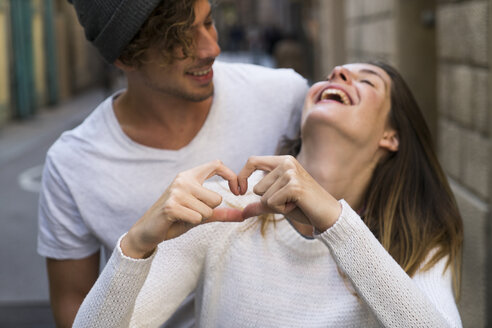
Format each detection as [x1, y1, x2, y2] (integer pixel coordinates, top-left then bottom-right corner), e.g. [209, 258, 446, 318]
[438, 119, 463, 179]
[437, 1, 488, 65]
[451, 180, 488, 328]
[472, 69, 489, 135]
[438, 64, 451, 117]
[346, 17, 395, 61]
[462, 132, 490, 199]
[448, 65, 474, 127]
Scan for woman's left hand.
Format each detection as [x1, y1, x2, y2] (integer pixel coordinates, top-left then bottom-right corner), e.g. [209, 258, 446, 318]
[238, 156, 341, 232]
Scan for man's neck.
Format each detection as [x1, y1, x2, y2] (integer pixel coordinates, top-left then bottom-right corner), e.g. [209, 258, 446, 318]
[113, 84, 213, 150]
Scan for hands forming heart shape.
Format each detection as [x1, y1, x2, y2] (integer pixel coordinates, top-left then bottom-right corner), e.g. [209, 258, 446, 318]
[121, 156, 341, 259]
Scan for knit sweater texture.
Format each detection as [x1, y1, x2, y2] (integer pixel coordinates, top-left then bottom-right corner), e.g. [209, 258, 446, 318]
[73, 180, 462, 327]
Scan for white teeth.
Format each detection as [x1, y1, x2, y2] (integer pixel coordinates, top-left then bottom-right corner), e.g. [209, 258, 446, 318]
[189, 68, 211, 76]
[320, 88, 351, 105]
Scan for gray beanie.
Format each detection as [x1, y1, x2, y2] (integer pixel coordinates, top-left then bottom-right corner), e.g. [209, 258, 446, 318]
[68, 0, 163, 63]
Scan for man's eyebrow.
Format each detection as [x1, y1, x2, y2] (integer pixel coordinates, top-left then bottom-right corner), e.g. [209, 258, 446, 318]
[359, 69, 388, 91]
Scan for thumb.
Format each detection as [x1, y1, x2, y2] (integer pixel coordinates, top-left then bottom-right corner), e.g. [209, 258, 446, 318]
[209, 207, 244, 222]
[242, 201, 297, 219]
[242, 202, 270, 219]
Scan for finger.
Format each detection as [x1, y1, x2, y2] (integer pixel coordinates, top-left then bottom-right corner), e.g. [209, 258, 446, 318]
[189, 183, 223, 209]
[168, 202, 204, 226]
[208, 207, 244, 222]
[237, 156, 286, 195]
[254, 166, 285, 196]
[180, 194, 215, 222]
[241, 201, 297, 220]
[241, 202, 272, 219]
[263, 185, 299, 214]
[192, 160, 239, 195]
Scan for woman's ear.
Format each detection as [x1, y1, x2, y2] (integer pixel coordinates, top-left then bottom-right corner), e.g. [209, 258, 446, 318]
[379, 129, 399, 152]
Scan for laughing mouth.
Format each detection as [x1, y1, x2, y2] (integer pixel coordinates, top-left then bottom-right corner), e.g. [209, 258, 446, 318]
[319, 88, 352, 105]
[187, 68, 212, 76]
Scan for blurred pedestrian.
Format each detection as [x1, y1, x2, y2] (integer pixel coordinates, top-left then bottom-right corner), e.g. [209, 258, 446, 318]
[228, 23, 245, 51]
[37, 0, 308, 327]
[274, 36, 306, 77]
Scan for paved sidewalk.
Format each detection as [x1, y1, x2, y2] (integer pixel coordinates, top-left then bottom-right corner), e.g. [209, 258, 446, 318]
[0, 89, 109, 166]
[0, 88, 109, 328]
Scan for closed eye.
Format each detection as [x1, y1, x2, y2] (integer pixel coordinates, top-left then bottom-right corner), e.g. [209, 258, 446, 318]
[361, 79, 375, 87]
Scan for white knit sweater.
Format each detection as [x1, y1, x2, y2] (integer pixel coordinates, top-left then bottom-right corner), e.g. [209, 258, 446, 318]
[73, 181, 462, 328]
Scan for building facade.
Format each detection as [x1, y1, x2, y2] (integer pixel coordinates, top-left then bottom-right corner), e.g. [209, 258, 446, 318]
[307, 0, 491, 327]
[0, 0, 104, 126]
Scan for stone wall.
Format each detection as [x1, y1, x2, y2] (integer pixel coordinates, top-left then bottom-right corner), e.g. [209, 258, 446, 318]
[311, 0, 491, 326]
[436, 0, 490, 326]
[345, 0, 396, 63]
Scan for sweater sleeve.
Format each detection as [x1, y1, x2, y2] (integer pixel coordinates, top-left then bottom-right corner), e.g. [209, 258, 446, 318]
[72, 234, 155, 327]
[73, 225, 215, 328]
[314, 200, 462, 328]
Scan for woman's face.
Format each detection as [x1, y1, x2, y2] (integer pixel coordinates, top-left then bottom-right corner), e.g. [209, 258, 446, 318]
[301, 63, 394, 149]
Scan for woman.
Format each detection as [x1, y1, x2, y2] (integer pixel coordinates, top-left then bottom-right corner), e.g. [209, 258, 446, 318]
[74, 62, 463, 327]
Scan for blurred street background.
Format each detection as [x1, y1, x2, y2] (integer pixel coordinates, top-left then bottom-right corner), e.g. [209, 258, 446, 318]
[0, 0, 490, 327]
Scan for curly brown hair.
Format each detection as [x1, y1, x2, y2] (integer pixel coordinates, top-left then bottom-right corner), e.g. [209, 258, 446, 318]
[118, 0, 199, 67]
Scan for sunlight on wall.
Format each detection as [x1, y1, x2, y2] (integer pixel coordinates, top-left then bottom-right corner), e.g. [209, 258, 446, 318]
[0, 0, 10, 122]
[32, 0, 46, 106]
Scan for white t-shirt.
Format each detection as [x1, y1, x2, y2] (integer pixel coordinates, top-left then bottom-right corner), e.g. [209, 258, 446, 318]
[38, 61, 308, 261]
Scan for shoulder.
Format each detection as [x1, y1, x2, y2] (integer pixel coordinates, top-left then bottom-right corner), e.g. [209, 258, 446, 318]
[214, 61, 308, 91]
[46, 96, 115, 167]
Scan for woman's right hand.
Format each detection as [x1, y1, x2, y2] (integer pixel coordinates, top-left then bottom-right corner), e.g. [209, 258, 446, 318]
[121, 160, 242, 259]
[238, 156, 341, 232]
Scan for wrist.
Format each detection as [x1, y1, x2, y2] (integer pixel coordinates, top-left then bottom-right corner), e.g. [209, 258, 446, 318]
[315, 199, 342, 232]
[121, 230, 156, 259]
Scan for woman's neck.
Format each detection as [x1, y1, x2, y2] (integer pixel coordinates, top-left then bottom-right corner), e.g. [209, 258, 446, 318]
[296, 138, 378, 213]
[287, 140, 377, 237]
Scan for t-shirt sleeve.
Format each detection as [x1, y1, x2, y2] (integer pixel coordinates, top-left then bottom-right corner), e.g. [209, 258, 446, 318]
[37, 153, 100, 259]
[283, 70, 309, 139]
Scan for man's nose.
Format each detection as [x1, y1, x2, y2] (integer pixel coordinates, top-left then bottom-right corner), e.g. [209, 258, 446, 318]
[327, 66, 352, 84]
[195, 26, 221, 59]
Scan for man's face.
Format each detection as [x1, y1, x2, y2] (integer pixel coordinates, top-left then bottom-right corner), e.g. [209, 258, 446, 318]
[138, 0, 220, 102]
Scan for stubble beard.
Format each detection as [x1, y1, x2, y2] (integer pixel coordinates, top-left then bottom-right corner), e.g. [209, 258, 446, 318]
[169, 85, 214, 102]
[144, 77, 214, 103]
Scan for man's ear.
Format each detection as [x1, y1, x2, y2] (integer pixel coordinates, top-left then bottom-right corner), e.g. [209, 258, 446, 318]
[379, 129, 399, 152]
[113, 59, 135, 72]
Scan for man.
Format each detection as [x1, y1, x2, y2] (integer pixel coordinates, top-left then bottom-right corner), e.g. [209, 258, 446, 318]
[37, 0, 308, 326]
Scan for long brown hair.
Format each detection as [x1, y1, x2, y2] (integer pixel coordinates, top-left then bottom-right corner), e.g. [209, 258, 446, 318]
[276, 61, 463, 298]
